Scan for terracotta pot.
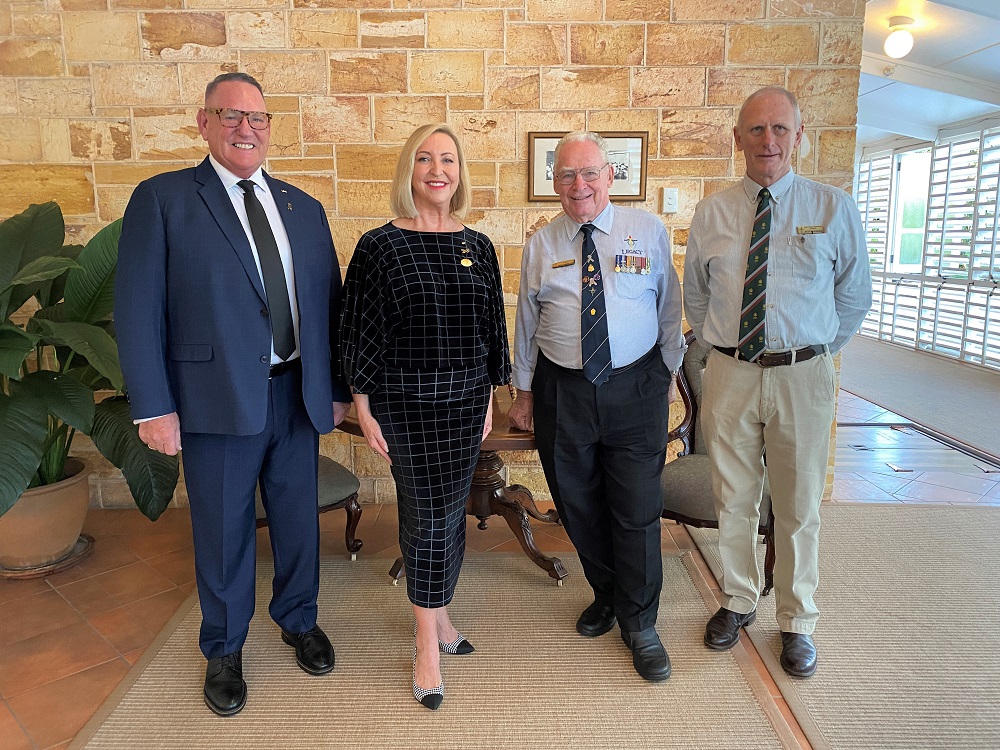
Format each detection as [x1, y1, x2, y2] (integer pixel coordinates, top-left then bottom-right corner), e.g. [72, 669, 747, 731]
[0, 458, 91, 571]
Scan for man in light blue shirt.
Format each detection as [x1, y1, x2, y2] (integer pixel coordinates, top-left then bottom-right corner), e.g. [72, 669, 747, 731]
[510, 131, 685, 682]
[684, 86, 872, 678]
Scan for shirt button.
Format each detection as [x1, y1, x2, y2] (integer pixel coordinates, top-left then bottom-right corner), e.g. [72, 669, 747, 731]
[260, 355, 268, 364]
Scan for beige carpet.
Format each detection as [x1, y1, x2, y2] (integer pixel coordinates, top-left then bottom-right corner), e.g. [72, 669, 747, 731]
[840, 336, 1000, 459]
[689, 504, 1000, 750]
[71, 552, 797, 750]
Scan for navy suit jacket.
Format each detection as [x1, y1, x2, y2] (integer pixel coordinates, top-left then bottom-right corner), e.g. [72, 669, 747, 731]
[115, 157, 350, 436]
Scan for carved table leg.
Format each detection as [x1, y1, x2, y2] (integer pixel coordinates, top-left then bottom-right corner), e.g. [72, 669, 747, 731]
[385, 449, 568, 584]
[389, 557, 405, 586]
[490, 486, 568, 584]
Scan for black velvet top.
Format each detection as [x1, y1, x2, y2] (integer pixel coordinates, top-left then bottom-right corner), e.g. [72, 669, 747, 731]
[340, 223, 511, 394]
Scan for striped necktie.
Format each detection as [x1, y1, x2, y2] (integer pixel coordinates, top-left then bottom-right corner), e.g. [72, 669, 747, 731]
[738, 188, 771, 361]
[580, 223, 612, 386]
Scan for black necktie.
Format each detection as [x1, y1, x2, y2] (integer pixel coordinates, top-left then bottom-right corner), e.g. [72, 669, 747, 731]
[580, 223, 612, 387]
[738, 188, 771, 361]
[237, 180, 295, 361]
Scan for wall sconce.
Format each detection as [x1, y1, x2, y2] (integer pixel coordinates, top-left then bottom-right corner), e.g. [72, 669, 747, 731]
[884, 16, 915, 59]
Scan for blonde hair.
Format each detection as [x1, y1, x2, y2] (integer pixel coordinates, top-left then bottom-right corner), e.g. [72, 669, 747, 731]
[390, 123, 472, 220]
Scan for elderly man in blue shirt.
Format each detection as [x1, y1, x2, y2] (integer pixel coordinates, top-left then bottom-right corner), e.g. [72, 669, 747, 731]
[509, 131, 685, 682]
[684, 86, 872, 678]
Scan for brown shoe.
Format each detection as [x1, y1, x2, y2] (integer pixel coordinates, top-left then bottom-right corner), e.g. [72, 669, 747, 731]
[780, 632, 817, 678]
[704, 607, 756, 650]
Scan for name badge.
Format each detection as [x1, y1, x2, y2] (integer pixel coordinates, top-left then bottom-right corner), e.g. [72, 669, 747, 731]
[796, 225, 825, 235]
[552, 259, 576, 269]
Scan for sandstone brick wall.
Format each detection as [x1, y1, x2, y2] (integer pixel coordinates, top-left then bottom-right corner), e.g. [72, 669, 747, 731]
[1, 0, 865, 508]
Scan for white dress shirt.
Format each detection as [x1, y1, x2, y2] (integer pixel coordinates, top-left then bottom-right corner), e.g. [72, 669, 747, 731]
[209, 155, 301, 364]
[684, 170, 872, 355]
[513, 202, 685, 391]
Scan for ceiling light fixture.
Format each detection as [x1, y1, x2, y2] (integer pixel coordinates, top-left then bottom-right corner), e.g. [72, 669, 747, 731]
[884, 15, 915, 59]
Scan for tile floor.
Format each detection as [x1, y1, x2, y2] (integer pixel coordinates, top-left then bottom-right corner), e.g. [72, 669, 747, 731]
[832, 392, 1000, 506]
[1, 392, 997, 750]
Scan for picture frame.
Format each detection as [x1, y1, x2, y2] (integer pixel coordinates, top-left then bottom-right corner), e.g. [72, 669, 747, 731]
[527, 131, 648, 202]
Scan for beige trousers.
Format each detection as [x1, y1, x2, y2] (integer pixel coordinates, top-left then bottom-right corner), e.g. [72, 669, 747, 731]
[701, 348, 836, 634]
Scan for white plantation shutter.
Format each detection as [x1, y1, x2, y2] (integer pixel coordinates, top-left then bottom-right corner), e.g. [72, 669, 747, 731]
[855, 126, 1000, 370]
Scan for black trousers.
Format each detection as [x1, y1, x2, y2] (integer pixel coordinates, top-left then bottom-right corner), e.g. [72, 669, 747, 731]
[532, 348, 671, 632]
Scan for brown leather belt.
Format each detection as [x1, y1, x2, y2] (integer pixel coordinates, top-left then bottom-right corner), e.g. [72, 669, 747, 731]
[713, 345, 825, 367]
[269, 358, 301, 378]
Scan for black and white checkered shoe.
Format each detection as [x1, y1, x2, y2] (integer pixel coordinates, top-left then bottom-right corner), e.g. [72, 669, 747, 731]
[438, 633, 475, 655]
[412, 649, 444, 710]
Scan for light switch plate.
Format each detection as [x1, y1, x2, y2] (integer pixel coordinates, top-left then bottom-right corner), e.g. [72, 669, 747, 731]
[662, 187, 679, 214]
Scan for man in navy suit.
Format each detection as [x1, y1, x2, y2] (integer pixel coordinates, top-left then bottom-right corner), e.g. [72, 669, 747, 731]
[115, 72, 352, 716]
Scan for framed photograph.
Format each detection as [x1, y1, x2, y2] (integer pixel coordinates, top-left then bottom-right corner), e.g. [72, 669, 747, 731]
[527, 131, 648, 202]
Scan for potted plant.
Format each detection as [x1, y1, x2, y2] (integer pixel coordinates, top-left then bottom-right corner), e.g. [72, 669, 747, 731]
[0, 202, 179, 574]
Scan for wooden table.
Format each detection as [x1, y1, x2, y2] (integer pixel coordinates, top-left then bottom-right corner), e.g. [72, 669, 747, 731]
[337, 393, 569, 584]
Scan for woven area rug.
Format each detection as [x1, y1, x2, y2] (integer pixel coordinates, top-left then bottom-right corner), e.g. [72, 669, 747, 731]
[689, 504, 1000, 750]
[840, 336, 1000, 459]
[71, 552, 797, 749]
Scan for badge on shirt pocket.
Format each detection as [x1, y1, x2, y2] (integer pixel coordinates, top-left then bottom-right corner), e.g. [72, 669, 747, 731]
[616, 234, 651, 274]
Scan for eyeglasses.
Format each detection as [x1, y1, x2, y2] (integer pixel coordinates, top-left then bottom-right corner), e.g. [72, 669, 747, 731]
[555, 163, 609, 186]
[206, 108, 272, 131]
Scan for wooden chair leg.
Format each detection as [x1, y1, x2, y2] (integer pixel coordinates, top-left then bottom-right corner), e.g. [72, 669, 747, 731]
[343, 494, 363, 561]
[762, 512, 775, 596]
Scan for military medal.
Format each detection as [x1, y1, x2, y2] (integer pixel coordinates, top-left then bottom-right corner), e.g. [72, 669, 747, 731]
[615, 234, 651, 274]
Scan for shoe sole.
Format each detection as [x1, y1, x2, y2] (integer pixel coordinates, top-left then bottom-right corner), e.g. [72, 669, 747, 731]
[703, 611, 757, 651]
[577, 619, 616, 638]
[781, 660, 817, 679]
[204, 690, 247, 717]
[636, 667, 672, 682]
[281, 632, 335, 675]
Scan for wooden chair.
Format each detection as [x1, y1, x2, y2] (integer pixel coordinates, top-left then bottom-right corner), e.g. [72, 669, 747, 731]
[255, 456, 363, 560]
[662, 330, 775, 595]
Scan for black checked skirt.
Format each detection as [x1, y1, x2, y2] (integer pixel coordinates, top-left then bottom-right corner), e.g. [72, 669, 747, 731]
[369, 364, 490, 608]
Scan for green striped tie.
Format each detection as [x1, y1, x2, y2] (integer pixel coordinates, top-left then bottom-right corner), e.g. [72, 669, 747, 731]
[738, 188, 771, 361]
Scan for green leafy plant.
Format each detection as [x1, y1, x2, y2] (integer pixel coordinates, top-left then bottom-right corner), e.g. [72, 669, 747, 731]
[0, 202, 178, 521]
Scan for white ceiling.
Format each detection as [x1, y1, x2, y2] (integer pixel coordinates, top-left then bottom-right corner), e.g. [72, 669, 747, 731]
[857, 0, 1000, 146]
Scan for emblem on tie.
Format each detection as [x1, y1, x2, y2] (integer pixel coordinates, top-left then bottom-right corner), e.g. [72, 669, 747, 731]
[737, 188, 771, 361]
[579, 223, 612, 387]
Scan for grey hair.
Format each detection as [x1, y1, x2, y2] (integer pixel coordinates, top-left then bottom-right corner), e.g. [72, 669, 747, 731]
[205, 72, 264, 102]
[738, 86, 802, 128]
[553, 131, 610, 168]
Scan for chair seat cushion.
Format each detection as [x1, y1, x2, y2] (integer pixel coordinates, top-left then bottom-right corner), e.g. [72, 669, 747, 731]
[255, 456, 361, 521]
[661, 454, 717, 524]
[661, 454, 772, 526]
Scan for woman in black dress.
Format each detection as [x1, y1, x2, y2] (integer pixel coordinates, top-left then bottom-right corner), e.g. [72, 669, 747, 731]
[340, 123, 510, 710]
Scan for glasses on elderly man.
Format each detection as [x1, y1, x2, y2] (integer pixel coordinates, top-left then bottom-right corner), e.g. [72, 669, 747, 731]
[555, 163, 609, 185]
[206, 108, 273, 130]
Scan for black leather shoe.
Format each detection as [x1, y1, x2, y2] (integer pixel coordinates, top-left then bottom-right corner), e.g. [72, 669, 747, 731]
[281, 625, 335, 675]
[621, 628, 671, 682]
[780, 632, 817, 678]
[576, 601, 616, 637]
[704, 607, 757, 651]
[204, 651, 246, 716]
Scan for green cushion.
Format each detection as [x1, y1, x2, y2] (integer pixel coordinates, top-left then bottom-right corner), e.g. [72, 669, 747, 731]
[255, 456, 360, 521]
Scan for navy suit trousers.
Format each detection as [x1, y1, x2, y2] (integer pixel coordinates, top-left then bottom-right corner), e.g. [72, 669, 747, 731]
[181, 366, 320, 659]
